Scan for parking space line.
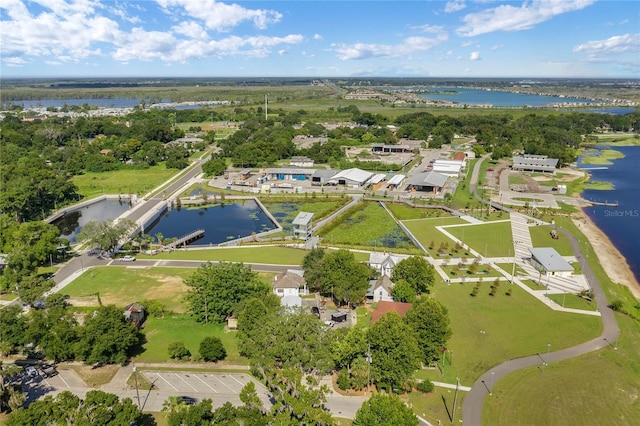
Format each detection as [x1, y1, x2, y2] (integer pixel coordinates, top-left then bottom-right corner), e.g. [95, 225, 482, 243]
[175, 373, 199, 393]
[194, 375, 218, 393]
[212, 375, 237, 393]
[229, 375, 245, 386]
[57, 374, 70, 388]
[151, 373, 179, 391]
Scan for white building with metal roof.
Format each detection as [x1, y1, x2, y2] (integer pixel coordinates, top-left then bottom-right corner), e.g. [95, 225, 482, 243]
[328, 168, 374, 186]
[406, 171, 448, 193]
[528, 247, 574, 278]
[512, 155, 558, 173]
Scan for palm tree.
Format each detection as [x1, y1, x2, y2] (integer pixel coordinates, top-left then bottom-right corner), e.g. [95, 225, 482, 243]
[161, 396, 187, 415]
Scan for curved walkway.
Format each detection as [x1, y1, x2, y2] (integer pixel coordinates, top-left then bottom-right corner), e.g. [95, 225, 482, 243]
[462, 157, 619, 425]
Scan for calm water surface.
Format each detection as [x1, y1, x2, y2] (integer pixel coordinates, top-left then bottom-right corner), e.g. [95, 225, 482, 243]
[54, 199, 133, 243]
[145, 199, 276, 245]
[579, 146, 640, 283]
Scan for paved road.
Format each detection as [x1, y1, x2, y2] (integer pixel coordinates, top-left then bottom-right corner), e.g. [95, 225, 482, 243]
[461, 161, 619, 425]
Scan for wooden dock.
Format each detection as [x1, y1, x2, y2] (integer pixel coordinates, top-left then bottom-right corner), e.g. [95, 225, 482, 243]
[165, 229, 205, 249]
[581, 198, 618, 207]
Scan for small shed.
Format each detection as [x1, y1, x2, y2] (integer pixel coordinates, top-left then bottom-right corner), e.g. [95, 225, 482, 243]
[331, 310, 349, 323]
[528, 247, 574, 278]
[124, 302, 146, 328]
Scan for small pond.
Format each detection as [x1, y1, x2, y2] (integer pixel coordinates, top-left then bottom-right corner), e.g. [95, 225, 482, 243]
[145, 199, 277, 245]
[53, 198, 133, 243]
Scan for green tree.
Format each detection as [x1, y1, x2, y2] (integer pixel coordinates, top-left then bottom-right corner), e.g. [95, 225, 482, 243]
[0, 306, 27, 355]
[353, 394, 419, 426]
[368, 312, 421, 390]
[75, 305, 141, 365]
[77, 219, 137, 253]
[390, 279, 417, 303]
[199, 336, 227, 362]
[332, 326, 368, 370]
[167, 398, 214, 426]
[321, 249, 370, 306]
[185, 262, 271, 324]
[202, 157, 228, 177]
[391, 256, 435, 294]
[404, 298, 453, 364]
[302, 247, 325, 292]
[168, 341, 191, 360]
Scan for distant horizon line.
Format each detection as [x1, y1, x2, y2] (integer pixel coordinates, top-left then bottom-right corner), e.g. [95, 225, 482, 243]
[2, 76, 639, 82]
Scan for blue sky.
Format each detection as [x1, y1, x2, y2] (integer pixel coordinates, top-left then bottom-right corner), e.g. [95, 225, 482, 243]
[1, 0, 638, 78]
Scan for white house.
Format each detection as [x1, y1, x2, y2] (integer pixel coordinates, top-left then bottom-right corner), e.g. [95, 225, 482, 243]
[366, 275, 395, 303]
[369, 252, 408, 277]
[292, 212, 314, 241]
[290, 156, 314, 167]
[272, 269, 307, 298]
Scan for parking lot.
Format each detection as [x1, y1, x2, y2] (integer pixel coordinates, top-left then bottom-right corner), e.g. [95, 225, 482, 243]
[141, 371, 264, 397]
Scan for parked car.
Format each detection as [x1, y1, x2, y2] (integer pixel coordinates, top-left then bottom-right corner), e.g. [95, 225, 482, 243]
[25, 366, 38, 378]
[119, 255, 136, 262]
[40, 365, 58, 378]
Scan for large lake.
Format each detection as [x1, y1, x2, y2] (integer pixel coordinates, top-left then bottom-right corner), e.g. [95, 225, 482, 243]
[580, 146, 640, 283]
[419, 87, 595, 107]
[145, 199, 276, 245]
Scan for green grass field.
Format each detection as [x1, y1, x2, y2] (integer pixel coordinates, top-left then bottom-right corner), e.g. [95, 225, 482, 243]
[483, 314, 640, 426]
[529, 225, 575, 255]
[419, 281, 602, 385]
[72, 164, 179, 198]
[137, 246, 310, 264]
[547, 293, 597, 311]
[402, 216, 468, 255]
[62, 267, 193, 312]
[320, 202, 415, 250]
[136, 315, 244, 364]
[444, 221, 513, 258]
[579, 148, 625, 165]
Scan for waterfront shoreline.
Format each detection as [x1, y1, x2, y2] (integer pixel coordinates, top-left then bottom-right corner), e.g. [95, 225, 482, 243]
[573, 211, 640, 299]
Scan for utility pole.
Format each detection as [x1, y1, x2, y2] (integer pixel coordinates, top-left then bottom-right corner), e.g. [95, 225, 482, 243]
[451, 377, 460, 423]
[132, 364, 141, 410]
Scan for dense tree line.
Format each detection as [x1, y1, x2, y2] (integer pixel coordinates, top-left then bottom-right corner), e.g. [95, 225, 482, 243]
[0, 302, 141, 365]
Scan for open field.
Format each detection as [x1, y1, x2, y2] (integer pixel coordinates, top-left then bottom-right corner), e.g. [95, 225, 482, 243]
[320, 202, 416, 250]
[62, 267, 193, 312]
[72, 164, 179, 198]
[136, 315, 243, 364]
[529, 225, 574, 255]
[402, 216, 468, 256]
[405, 388, 464, 426]
[136, 246, 311, 264]
[444, 221, 513, 258]
[417, 281, 602, 385]
[483, 314, 640, 426]
[546, 293, 597, 311]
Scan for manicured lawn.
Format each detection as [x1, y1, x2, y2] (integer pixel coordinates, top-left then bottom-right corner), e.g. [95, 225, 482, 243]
[137, 246, 310, 265]
[422, 281, 602, 385]
[320, 202, 415, 250]
[483, 314, 640, 426]
[441, 264, 504, 279]
[136, 315, 244, 364]
[402, 216, 468, 255]
[444, 221, 513, 258]
[72, 164, 179, 198]
[547, 293, 597, 311]
[405, 388, 464, 426]
[62, 267, 193, 312]
[529, 225, 574, 255]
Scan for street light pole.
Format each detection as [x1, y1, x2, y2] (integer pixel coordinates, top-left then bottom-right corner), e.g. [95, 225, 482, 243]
[490, 371, 495, 395]
[546, 343, 551, 366]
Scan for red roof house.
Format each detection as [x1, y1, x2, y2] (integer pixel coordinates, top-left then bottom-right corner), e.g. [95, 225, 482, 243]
[370, 301, 413, 325]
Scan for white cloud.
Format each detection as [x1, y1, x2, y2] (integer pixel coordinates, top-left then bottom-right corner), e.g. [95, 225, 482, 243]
[470, 51, 481, 61]
[313, 34, 323, 40]
[155, 0, 282, 32]
[172, 21, 208, 40]
[3, 56, 29, 66]
[410, 24, 445, 34]
[457, 0, 595, 37]
[490, 44, 503, 51]
[444, 1, 466, 13]
[573, 33, 640, 57]
[333, 34, 448, 60]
